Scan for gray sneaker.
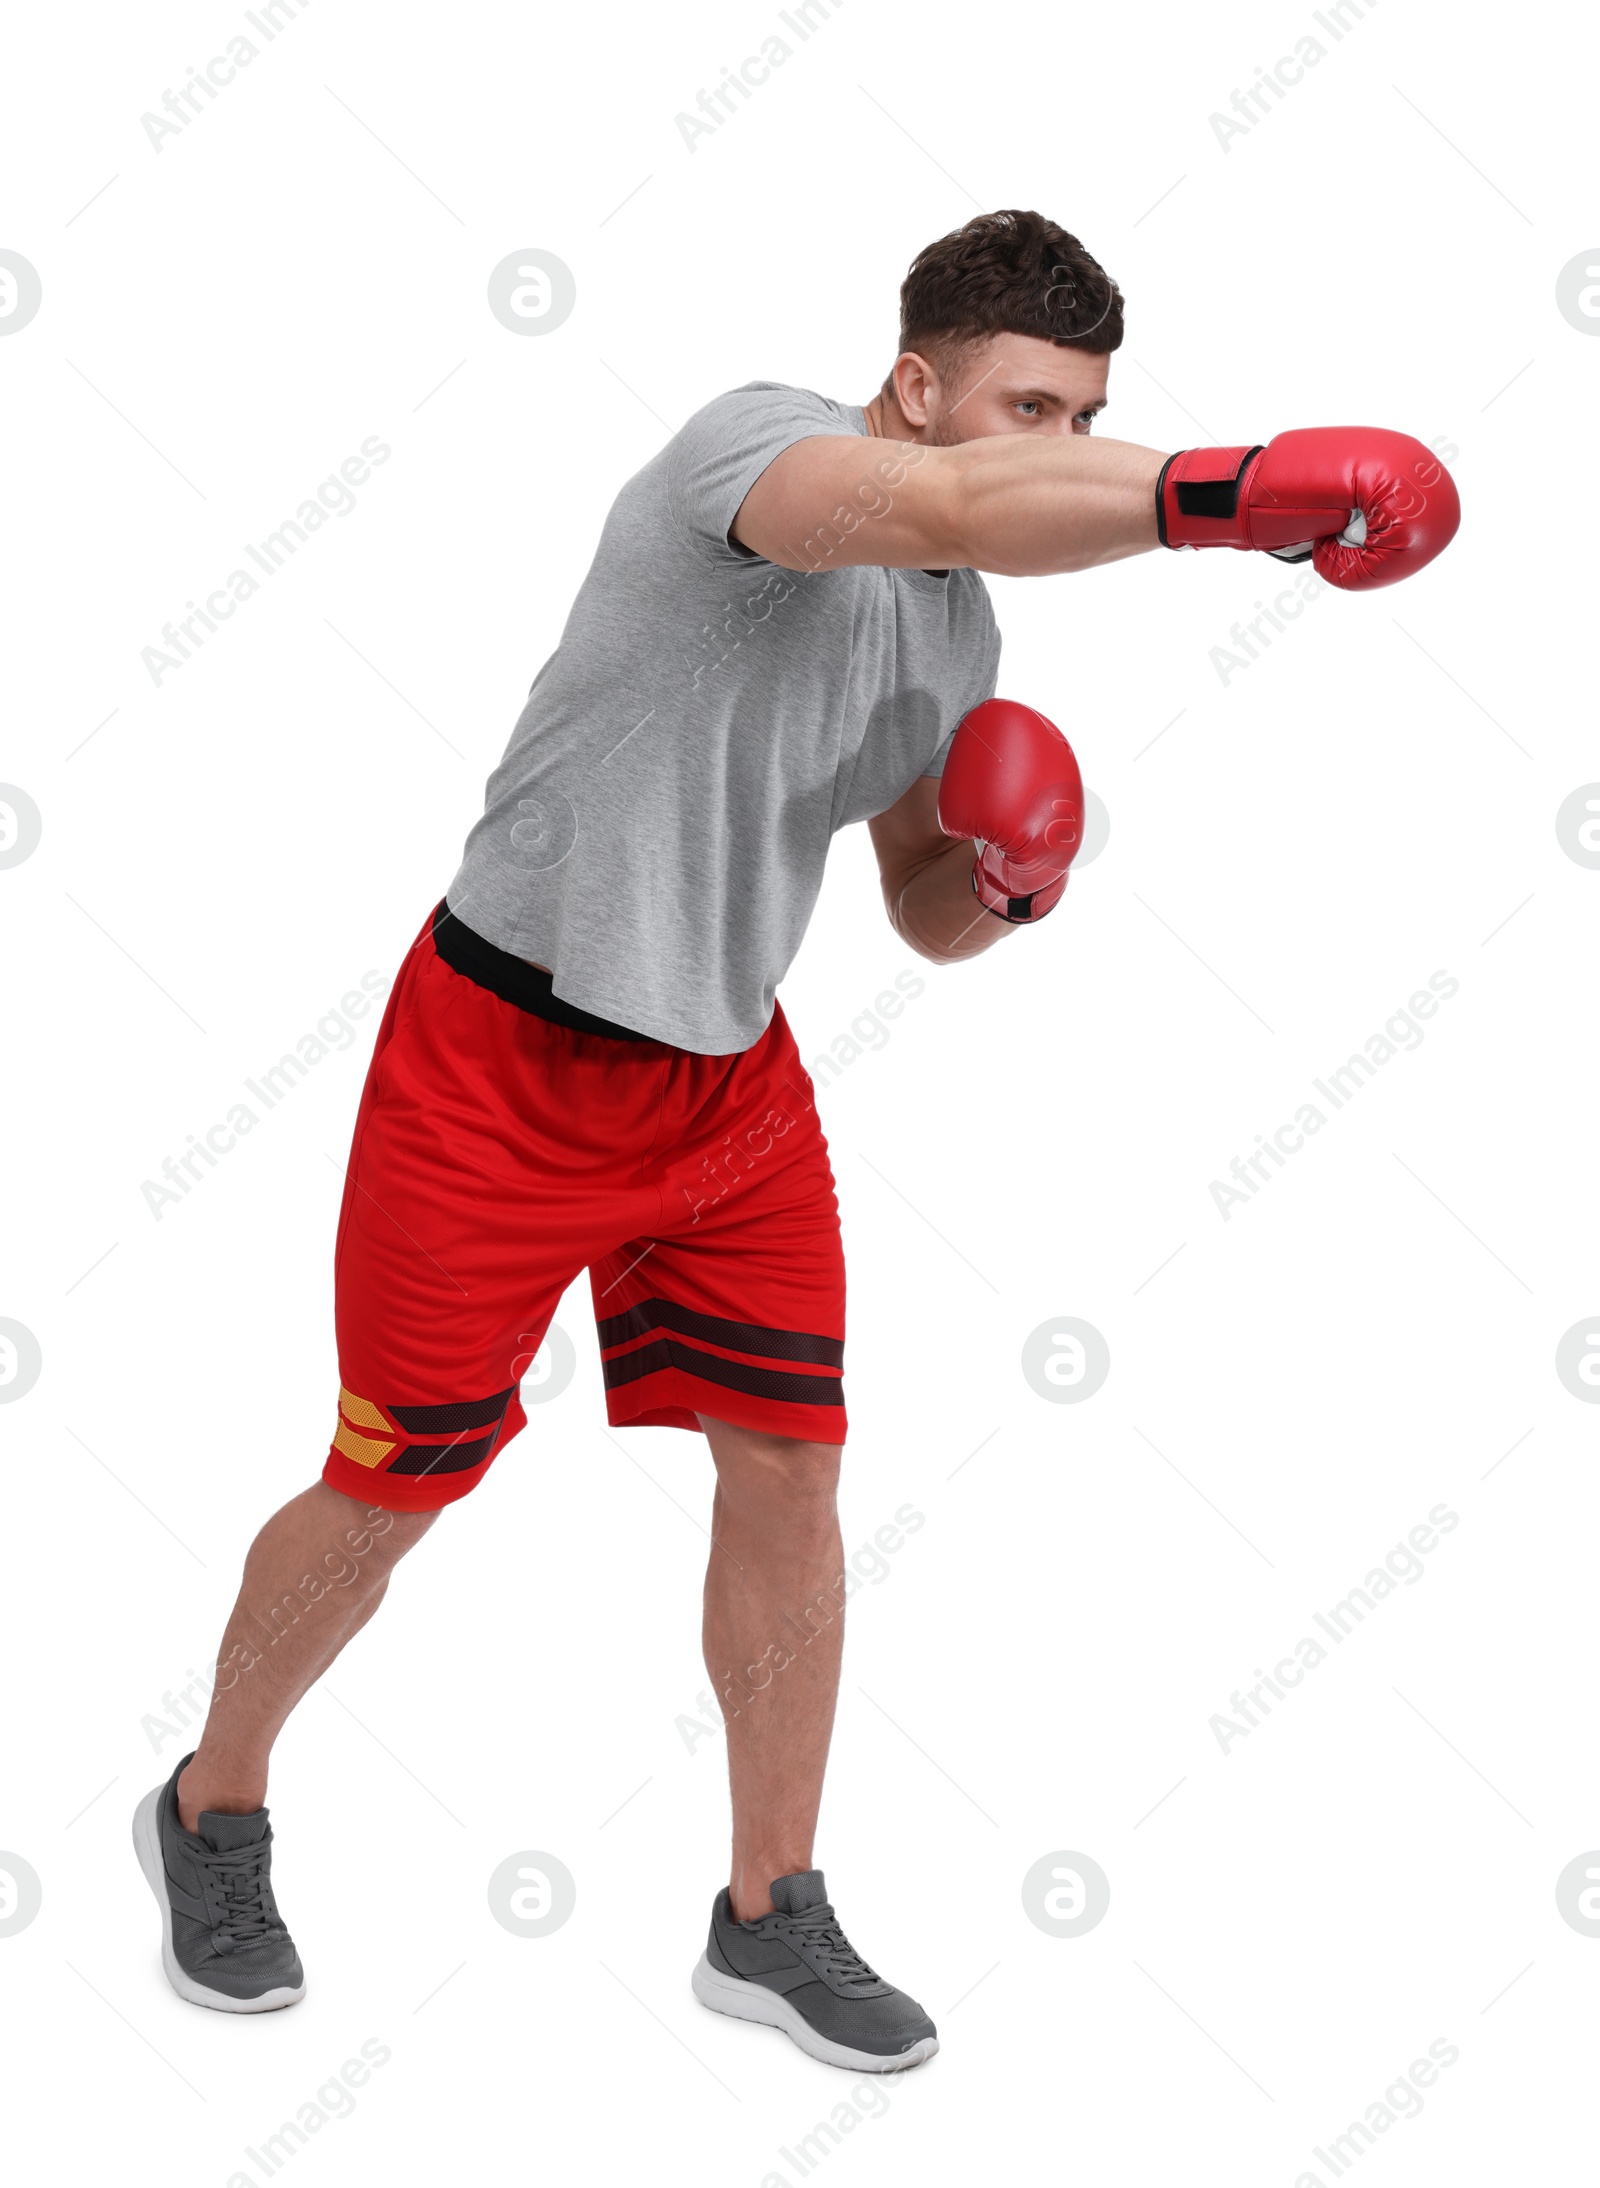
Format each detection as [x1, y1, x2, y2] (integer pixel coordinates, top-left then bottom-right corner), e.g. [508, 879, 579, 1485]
[132, 1750, 305, 2012]
[692, 1869, 937, 2071]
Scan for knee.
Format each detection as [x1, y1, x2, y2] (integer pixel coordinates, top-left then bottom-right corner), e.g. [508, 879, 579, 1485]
[709, 1427, 841, 1527]
[294, 1481, 438, 1587]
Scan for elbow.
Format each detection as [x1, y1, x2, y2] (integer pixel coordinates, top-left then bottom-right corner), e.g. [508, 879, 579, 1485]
[884, 885, 974, 965]
[898, 923, 955, 966]
[943, 449, 1112, 580]
[939, 467, 989, 573]
[943, 466, 1043, 580]
[921, 461, 989, 574]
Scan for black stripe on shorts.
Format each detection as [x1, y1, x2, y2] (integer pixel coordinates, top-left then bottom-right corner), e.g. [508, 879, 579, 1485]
[596, 1295, 844, 1370]
[603, 1336, 844, 1409]
[386, 1429, 500, 1476]
[389, 1387, 515, 1436]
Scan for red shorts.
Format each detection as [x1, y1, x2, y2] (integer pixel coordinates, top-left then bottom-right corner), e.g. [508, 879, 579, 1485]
[322, 904, 847, 1512]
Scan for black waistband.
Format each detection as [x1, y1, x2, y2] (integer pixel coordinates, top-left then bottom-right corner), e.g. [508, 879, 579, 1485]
[430, 900, 657, 1044]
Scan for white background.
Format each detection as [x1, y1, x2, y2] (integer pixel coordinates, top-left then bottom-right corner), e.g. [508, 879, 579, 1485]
[2, 0, 1597, 2181]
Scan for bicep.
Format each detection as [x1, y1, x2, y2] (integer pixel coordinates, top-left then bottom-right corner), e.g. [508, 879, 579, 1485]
[732, 435, 964, 573]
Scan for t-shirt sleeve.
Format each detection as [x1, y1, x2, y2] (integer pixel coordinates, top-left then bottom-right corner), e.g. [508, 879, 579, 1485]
[664, 382, 850, 564]
[921, 603, 1003, 777]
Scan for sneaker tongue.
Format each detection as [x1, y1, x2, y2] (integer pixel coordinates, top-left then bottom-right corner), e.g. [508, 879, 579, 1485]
[197, 1808, 269, 1853]
[769, 1869, 828, 1914]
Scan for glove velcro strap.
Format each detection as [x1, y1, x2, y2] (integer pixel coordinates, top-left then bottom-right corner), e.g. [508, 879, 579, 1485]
[971, 864, 1064, 925]
[1156, 445, 1264, 548]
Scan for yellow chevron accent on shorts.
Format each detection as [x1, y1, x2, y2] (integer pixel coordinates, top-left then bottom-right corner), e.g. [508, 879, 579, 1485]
[333, 1416, 395, 1469]
[339, 1384, 391, 1433]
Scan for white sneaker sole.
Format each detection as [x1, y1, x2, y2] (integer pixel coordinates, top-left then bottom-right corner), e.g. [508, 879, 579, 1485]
[691, 1952, 938, 2073]
[132, 1785, 306, 2013]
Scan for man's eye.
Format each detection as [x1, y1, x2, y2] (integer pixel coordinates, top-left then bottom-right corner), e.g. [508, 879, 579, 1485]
[1015, 401, 1041, 417]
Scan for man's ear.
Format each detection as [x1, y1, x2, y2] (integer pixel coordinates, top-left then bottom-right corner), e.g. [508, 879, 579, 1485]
[891, 351, 939, 431]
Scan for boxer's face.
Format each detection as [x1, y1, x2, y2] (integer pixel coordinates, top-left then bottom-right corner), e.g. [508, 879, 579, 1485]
[895, 333, 1111, 446]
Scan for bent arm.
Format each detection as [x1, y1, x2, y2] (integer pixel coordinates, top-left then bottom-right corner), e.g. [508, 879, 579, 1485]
[868, 775, 1013, 964]
[733, 431, 1168, 580]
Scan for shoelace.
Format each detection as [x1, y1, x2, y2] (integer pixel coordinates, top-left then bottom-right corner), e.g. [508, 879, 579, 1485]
[771, 1901, 881, 1989]
[198, 1841, 277, 1948]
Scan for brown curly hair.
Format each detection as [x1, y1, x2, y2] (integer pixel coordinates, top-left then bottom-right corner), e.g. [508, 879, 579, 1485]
[897, 209, 1124, 375]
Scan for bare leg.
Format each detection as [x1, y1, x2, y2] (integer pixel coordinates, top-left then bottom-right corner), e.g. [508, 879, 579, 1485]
[699, 1418, 845, 1921]
[176, 1481, 437, 1832]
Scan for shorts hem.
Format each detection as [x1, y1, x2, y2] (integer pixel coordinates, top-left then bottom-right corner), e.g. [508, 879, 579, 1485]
[604, 1372, 847, 1447]
[322, 1447, 494, 1513]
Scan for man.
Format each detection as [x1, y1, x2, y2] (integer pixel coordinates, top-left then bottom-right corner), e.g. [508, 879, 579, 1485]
[134, 209, 1458, 2070]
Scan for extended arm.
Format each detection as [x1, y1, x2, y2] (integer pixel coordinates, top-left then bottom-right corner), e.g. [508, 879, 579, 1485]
[734, 432, 1166, 580]
[733, 425, 1459, 588]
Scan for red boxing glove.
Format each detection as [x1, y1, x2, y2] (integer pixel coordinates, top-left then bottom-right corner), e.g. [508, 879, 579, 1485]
[936, 698, 1084, 924]
[1157, 427, 1460, 591]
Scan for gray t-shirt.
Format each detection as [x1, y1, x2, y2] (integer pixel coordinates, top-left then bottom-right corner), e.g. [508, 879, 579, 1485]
[445, 381, 1001, 1053]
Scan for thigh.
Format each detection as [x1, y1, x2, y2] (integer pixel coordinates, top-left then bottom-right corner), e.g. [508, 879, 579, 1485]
[326, 924, 661, 1511]
[590, 1014, 848, 1447]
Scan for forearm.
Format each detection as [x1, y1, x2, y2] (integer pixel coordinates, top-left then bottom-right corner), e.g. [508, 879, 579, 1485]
[946, 431, 1168, 578]
[883, 835, 1016, 963]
